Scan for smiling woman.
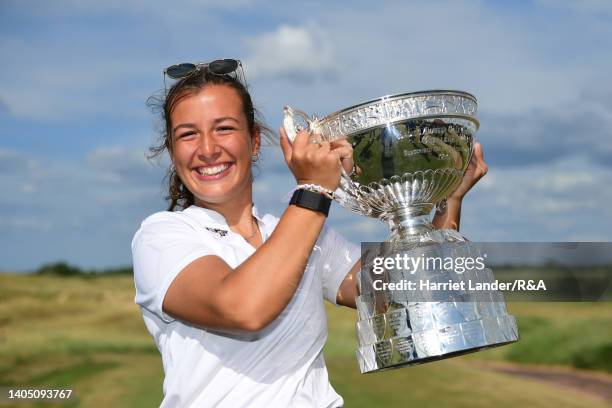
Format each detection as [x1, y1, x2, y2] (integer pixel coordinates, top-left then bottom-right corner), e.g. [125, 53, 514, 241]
[133, 60, 363, 408]
[147, 61, 274, 212]
[132, 59, 482, 408]
[170, 86, 259, 206]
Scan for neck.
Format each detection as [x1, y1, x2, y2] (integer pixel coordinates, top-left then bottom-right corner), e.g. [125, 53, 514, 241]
[195, 187, 255, 231]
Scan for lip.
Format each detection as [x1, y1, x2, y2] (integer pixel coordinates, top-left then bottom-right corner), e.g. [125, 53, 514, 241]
[191, 162, 234, 181]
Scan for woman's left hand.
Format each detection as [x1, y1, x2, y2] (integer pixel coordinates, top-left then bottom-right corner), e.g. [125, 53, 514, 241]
[448, 142, 488, 201]
[433, 142, 488, 231]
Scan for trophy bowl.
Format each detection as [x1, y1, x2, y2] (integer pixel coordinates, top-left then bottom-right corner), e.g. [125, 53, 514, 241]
[283, 90, 519, 373]
[322, 90, 475, 235]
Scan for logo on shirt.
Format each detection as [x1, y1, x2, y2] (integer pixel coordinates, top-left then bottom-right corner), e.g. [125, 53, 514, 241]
[205, 227, 228, 237]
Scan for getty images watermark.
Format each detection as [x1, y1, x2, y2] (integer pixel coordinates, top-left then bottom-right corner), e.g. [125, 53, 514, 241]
[370, 252, 546, 292]
[360, 242, 612, 302]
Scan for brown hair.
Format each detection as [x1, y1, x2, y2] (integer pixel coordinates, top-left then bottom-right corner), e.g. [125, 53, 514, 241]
[147, 69, 273, 211]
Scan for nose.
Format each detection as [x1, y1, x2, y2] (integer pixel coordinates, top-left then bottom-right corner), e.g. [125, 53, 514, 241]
[197, 133, 221, 161]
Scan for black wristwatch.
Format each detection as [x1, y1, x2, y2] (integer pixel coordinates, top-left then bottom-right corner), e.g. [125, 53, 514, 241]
[289, 189, 332, 217]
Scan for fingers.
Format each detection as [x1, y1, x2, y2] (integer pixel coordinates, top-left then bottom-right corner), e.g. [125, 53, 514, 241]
[332, 144, 352, 160]
[473, 142, 484, 162]
[279, 127, 293, 163]
[309, 132, 323, 144]
[449, 142, 489, 200]
[280, 128, 331, 162]
[330, 139, 353, 173]
[472, 142, 488, 177]
[303, 136, 340, 173]
[333, 146, 353, 173]
[293, 129, 311, 150]
[330, 139, 350, 149]
[330, 139, 351, 155]
[317, 138, 331, 154]
[280, 124, 343, 189]
[283, 129, 328, 162]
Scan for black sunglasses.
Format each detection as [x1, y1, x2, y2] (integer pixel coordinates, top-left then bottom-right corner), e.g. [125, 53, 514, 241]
[163, 59, 247, 91]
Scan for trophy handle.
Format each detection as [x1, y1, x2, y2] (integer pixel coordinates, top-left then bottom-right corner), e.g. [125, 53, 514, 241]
[282, 105, 323, 143]
[282, 105, 353, 198]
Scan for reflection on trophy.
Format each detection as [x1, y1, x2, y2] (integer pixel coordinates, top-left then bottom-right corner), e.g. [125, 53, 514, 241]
[284, 91, 519, 373]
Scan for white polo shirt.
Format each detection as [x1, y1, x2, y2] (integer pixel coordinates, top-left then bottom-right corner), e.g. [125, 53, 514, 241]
[132, 204, 359, 408]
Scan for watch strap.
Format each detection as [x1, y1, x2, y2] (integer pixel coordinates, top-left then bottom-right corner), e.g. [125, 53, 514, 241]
[289, 189, 331, 217]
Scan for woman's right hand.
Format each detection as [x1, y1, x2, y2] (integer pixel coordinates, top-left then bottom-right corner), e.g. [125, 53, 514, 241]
[279, 127, 342, 191]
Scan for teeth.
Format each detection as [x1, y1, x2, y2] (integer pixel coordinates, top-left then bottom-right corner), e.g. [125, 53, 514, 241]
[197, 164, 230, 176]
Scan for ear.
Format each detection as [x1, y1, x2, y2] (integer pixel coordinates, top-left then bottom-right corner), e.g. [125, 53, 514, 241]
[251, 125, 261, 155]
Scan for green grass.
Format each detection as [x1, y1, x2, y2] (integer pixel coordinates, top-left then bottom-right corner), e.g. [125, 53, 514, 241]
[0, 274, 163, 407]
[1, 273, 611, 407]
[504, 315, 612, 371]
[449, 302, 612, 371]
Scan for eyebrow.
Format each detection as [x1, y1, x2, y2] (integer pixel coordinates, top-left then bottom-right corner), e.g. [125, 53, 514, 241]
[172, 117, 240, 134]
[213, 117, 240, 125]
[173, 123, 196, 133]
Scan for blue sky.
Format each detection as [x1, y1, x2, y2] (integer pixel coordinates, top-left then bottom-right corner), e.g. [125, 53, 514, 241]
[1, 0, 611, 271]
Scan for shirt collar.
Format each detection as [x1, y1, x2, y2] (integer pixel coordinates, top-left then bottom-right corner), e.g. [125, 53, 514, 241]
[183, 204, 265, 230]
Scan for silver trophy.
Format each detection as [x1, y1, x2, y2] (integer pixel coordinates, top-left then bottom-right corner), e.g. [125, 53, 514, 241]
[283, 90, 518, 373]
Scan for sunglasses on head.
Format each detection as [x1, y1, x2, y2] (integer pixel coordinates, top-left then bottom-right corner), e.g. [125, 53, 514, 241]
[163, 59, 247, 91]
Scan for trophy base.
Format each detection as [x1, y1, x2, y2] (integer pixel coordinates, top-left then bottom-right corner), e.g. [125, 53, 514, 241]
[356, 314, 519, 374]
[360, 340, 518, 374]
[355, 234, 520, 374]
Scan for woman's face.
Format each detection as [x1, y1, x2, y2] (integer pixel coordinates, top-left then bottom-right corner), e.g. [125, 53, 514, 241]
[170, 84, 260, 207]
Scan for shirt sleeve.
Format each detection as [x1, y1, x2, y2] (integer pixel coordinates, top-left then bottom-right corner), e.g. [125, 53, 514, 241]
[131, 212, 215, 323]
[313, 226, 360, 305]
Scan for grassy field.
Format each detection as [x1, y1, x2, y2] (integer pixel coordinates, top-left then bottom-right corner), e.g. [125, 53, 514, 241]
[0, 273, 611, 407]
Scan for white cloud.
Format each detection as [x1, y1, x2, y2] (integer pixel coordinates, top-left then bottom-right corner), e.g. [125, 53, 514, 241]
[0, 1, 256, 121]
[244, 0, 612, 122]
[1, 146, 165, 208]
[244, 24, 338, 81]
[86, 146, 160, 185]
[0, 35, 153, 120]
[3, 0, 612, 122]
[480, 91, 612, 168]
[0, 145, 167, 269]
[461, 156, 612, 241]
[541, 172, 595, 193]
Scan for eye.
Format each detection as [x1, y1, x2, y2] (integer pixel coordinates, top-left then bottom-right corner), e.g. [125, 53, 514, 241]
[216, 126, 235, 134]
[177, 131, 197, 139]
